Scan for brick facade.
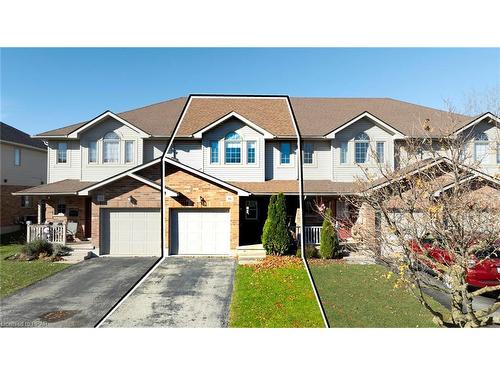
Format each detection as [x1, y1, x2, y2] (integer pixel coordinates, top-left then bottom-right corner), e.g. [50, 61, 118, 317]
[89, 162, 240, 254]
[165, 166, 240, 251]
[45, 195, 89, 239]
[0, 185, 39, 233]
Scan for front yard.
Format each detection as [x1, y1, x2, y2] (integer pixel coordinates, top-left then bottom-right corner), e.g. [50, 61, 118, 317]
[0, 241, 70, 298]
[310, 262, 448, 327]
[229, 257, 324, 327]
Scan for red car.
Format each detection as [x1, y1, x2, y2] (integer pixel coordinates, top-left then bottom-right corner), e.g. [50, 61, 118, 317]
[409, 237, 500, 288]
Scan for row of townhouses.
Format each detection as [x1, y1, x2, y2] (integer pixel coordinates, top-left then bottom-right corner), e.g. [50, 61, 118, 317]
[12, 95, 500, 257]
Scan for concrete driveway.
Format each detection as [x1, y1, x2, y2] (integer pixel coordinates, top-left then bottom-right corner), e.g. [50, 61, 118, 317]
[102, 257, 236, 328]
[0, 257, 157, 327]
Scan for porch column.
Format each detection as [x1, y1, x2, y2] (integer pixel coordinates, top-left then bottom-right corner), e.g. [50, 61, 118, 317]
[37, 200, 43, 224]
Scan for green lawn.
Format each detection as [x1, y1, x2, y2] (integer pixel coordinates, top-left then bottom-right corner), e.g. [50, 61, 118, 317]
[229, 260, 324, 328]
[0, 243, 70, 298]
[310, 263, 448, 328]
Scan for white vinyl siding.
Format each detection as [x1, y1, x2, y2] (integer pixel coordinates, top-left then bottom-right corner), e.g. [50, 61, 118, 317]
[48, 140, 80, 182]
[202, 119, 264, 182]
[265, 141, 298, 180]
[460, 119, 500, 175]
[166, 141, 202, 170]
[143, 140, 167, 161]
[302, 140, 332, 180]
[332, 118, 395, 182]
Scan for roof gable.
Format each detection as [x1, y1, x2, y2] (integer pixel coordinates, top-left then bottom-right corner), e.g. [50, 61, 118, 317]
[452, 112, 500, 136]
[325, 111, 405, 139]
[192, 112, 274, 139]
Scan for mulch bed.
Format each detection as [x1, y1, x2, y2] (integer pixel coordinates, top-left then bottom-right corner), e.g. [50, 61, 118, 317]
[244, 255, 304, 272]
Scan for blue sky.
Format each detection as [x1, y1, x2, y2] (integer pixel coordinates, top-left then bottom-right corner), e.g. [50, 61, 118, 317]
[1, 48, 499, 135]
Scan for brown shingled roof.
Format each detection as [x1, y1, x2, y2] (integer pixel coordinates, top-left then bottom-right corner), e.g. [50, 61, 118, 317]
[229, 180, 357, 195]
[37, 97, 187, 137]
[36, 96, 474, 139]
[176, 97, 296, 137]
[12, 179, 95, 195]
[290, 97, 473, 137]
[1, 122, 46, 150]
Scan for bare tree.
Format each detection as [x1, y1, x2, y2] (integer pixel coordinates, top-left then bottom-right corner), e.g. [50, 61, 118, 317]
[316, 98, 500, 327]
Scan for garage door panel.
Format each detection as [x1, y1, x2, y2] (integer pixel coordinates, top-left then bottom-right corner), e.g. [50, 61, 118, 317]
[171, 209, 230, 255]
[102, 209, 161, 256]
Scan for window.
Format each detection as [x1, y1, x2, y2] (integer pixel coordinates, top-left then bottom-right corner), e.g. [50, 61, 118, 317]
[245, 200, 258, 220]
[303, 143, 313, 164]
[224, 132, 241, 164]
[21, 196, 32, 208]
[280, 142, 291, 164]
[473, 132, 488, 162]
[354, 132, 369, 164]
[14, 148, 21, 166]
[57, 142, 67, 163]
[210, 140, 219, 163]
[88, 141, 97, 163]
[103, 132, 120, 163]
[247, 141, 256, 164]
[376, 141, 385, 163]
[125, 140, 134, 163]
[497, 143, 500, 164]
[56, 200, 66, 215]
[340, 142, 348, 164]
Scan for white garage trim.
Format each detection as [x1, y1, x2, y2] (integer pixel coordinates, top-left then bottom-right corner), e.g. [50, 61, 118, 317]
[170, 208, 231, 256]
[101, 208, 161, 256]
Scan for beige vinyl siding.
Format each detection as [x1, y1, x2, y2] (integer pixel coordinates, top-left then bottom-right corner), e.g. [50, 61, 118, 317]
[80, 118, 144, 182]
[0, 142, 47, 186]
[461, 119, 500, 176]
[202, 119, 265, 182]
[48, 140, 81, 183]
[302, 140, 332, 180]
[167, 141, 202, 170]
[143, 140, 167, 161]
[332, 118, 395, 182]
[265, 141, 298, 180]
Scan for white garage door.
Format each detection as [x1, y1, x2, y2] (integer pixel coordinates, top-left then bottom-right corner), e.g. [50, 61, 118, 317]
[101, 208, 161, 256]
[170, 209, 230, 255]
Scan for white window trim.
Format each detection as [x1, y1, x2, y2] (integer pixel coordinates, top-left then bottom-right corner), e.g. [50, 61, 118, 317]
[473, 140, 489, 163]
[278, 142, 294, 167]
[354, 139, 370, 164]
[303, 142, 316, 167]
[224, 133, 243, 165]
[375, 141, 385, 164]
[245, 139, 258, 166]
[14, 148, 21, 166]
[209, 140, 220, 165]
[56, 142, 68, 164]
[88, 140, 98, 164]
[124, 140, 135, 164]
[339, 141, 348, 165]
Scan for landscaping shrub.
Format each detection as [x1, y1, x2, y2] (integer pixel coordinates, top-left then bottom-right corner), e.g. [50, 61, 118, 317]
[296, 244, 319, 259]
[262, 193, 292, 255]
[21, 239, 54, 258]
[319, 208, 341, 259]
[262, 195, 277, 253]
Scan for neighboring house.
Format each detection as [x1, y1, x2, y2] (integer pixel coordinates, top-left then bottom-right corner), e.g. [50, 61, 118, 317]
[0, 122, 47, 234]
[14, 95, 500, 256]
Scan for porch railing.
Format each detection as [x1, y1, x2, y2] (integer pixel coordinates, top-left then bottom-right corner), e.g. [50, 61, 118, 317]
[295, 226, 322, 245]
[27, 224, 66, 245]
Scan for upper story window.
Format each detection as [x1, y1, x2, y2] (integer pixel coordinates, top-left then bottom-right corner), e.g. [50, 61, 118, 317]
[247, 141, 256, 164]
[376, 141, 385, 163]
[125, 140, 134, 163]
[354, 132, 369, 164]
[88, 141, 97, 163]
[14, 148, 21, 166]
[210, 140, 219, 164]
[280, 142, 291, 165]
[57, 142, 67, 164]
[303, 143, 313, 164]
[473, 132, 488, 162]
[224, 132, 241, 164]
[103, 132, 120, 163]
[340, 142, 348, 164]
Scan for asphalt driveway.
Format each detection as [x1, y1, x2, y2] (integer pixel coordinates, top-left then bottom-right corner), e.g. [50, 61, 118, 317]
[0, 257, 157, 327]
[102, 257, 236, 328]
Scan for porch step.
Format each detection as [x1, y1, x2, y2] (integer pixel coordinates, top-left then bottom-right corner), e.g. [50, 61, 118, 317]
[236, 244, 266, 264]
[59, 250, 94, 264]
[67, 242, 94, 251]
[238, 255, 266, 265]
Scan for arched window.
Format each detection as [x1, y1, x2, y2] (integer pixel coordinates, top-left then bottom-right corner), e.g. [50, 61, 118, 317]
[354, 132, 369, 163]
[474, 132, 488, 162]
[103, 132, 120, 163]
[225, 132, 241, 164]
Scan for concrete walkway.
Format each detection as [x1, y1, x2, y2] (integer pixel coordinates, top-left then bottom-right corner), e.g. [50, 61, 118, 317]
[0, 257, 157, 327]
[102, 257, 236, 328]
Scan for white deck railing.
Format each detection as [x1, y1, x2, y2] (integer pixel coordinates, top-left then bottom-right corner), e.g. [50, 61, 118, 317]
[27, 224, 66, 244]
[295, 226, 322, 245]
